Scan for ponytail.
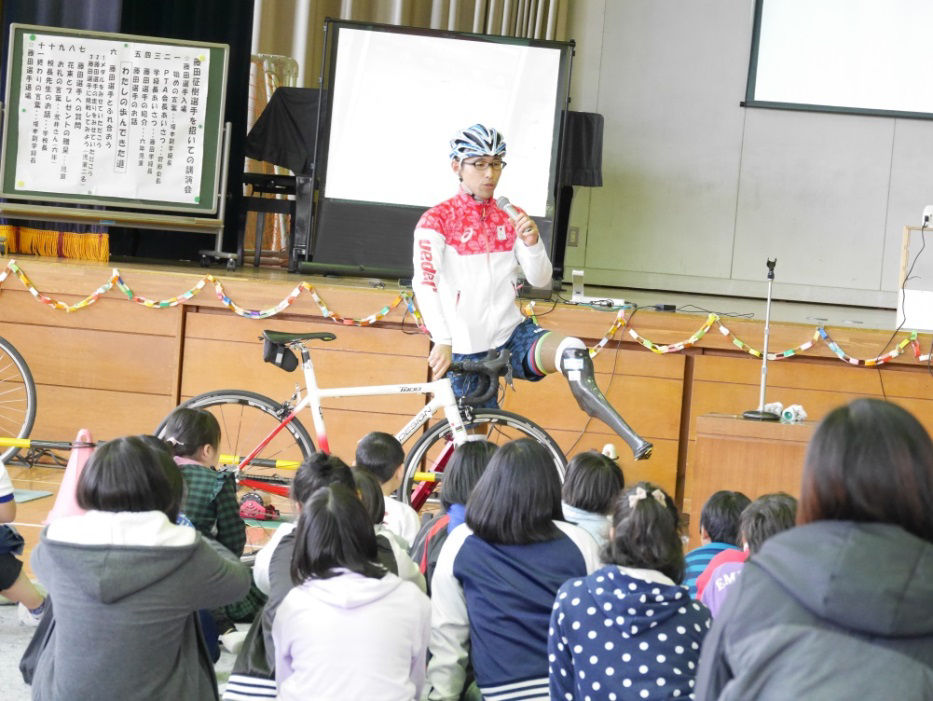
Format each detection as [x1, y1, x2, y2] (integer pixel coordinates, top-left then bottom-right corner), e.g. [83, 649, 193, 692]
[160, 407, 221, 458]
[602, 481, 685, 583]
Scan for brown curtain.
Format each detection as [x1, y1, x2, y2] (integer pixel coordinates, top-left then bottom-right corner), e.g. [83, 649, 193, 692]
[254, 0, 569, 89]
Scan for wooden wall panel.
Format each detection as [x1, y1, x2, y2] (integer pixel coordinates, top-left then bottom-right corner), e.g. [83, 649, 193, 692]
[877, 365, 933, 400]
[185, 310, 427, 355]
[9, 258, 933, 528]
[180, 314, 428, 416]
[33, 385, 173, 441]
[0, 322, 175, 395]
[692, 354, 884, 394]
[501, 350, 684, 439]
[180, 338, 427, 415]
[0, 290, 180, 335]
[688, 355, 885, 439]
[0, 259, 418, 324]
[682, 352, 933, 523]
[320, 409, 432, 462]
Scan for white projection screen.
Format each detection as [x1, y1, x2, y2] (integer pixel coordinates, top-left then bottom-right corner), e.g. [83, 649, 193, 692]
[308, 21, 572, 278]
[748, 0, 933, 116]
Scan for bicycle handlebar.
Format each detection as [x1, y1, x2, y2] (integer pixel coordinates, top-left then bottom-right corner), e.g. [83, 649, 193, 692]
[449, 348, 511, 406]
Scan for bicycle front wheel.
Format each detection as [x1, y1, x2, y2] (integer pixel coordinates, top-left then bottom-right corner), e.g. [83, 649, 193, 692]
[0, 336, 37, 463]
[155, 390, 315, 488]
[401, 408, 566, 509]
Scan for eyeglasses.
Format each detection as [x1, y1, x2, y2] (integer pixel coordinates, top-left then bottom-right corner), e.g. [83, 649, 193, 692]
[463, 159, 506, 171]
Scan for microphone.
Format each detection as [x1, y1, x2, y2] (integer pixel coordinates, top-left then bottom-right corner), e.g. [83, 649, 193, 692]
[495, 196, 521, 220]
[497, 196, 539, 245]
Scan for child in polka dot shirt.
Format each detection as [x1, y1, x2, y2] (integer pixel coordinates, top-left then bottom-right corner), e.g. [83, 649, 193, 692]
[548, 482, 711, 700]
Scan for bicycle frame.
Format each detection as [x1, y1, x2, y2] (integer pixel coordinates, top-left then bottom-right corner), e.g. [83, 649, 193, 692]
[238, 342, 470, 478]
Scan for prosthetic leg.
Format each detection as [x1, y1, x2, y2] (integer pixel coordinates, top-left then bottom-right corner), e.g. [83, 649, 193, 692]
[559, 347, 653, 460]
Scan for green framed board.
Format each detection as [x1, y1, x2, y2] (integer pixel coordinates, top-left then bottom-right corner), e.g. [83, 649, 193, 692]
[1, 24, 228, 214]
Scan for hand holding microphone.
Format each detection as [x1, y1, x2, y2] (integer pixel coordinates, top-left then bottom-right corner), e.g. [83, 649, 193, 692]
[496, 196, 539, 246]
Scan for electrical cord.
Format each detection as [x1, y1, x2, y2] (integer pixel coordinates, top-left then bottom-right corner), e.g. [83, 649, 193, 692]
[873, 226, 929, 394]
[677, 304, 754, 319]
[554, 291, 633, 310]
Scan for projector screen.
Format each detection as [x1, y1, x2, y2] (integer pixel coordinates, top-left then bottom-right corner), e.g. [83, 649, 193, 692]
[748, 0, 933, 117]
[323, 27, 563, 216]
[308, 21, 572, 278]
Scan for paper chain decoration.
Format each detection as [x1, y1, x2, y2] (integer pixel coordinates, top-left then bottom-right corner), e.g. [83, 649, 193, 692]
[0, 259, 429, 333]
[583, 308, 919, 367]
[0, 258, 921, 368]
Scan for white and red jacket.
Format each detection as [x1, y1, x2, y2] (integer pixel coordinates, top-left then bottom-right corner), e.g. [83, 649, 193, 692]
[412, 190, 553, 354]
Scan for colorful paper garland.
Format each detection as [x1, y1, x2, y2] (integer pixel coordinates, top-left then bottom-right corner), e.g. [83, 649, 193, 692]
[0, 258, 921, 367]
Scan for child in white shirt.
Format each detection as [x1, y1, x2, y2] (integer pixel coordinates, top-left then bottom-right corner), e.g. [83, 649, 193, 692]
[0, 459, 47, 625]
[354, 432, 420, 547]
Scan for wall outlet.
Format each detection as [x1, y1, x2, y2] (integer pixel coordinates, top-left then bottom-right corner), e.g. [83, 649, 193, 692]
[567, 226, 579, 247]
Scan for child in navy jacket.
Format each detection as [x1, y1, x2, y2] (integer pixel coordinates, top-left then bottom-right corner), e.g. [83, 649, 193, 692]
[427, 439, 600, 701]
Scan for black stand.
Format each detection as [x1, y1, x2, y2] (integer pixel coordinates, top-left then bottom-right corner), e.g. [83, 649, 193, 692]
[743, 258, 780, 421]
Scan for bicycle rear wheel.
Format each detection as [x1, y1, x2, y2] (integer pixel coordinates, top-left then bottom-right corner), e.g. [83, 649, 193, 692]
[0, 336, 37, 463]
[155, 390, 315, 491]
[401, 408, 566, 509]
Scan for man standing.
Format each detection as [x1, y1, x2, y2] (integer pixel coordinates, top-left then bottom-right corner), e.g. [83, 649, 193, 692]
[412, 124, 651, 459]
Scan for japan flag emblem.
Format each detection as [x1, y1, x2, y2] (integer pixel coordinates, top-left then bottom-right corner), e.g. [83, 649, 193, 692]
[497, 225, 506, 240]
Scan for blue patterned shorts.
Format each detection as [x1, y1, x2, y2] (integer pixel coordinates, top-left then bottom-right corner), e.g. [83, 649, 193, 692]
[449, 318, 550, 408]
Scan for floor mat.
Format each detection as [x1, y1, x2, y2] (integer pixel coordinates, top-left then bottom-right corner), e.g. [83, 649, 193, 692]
[13, 489, 53, 503]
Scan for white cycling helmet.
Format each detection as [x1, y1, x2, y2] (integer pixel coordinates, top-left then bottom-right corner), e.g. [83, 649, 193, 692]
[449, 124, 506, 161]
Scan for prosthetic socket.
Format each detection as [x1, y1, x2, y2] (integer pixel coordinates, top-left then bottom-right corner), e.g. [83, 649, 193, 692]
[559, 347, 653, 460]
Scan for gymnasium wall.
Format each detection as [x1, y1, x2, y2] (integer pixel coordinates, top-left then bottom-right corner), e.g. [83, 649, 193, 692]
[563, 0, 933, 308]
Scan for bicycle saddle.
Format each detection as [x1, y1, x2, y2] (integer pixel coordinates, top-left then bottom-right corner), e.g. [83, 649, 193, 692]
[262, 330, 336, 344]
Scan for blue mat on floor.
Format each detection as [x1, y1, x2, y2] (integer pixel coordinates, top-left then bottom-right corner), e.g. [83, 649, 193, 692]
[13, 489, 52, 503]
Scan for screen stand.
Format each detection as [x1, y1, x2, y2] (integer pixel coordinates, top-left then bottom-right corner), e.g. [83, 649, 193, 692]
[198, 122, 238, 270]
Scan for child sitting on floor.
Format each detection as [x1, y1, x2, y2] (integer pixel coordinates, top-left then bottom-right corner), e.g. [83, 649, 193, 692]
[683, 489, 750, 598]
[549, 482, 711, 701]
[354, 431, 420, 547]
[560, 449, 625, 549]
[698, 492, 797, 616]
[0, 459, 46, 625]
[408, 439, 496, 594]
[273, 483, 431, 700]
[353, 467, 425, 591]
[27, 436, 250, 699]
[161, 407, 266, 627]
[426, 439, 601, 701]
[224, 452, 356, 701]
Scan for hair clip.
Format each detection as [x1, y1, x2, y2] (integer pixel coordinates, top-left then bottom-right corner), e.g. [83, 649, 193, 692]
[165, 436, 184, 447]
[628, 486, 666, 508]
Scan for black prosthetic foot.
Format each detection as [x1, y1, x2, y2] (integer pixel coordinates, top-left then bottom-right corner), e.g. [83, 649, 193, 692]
[560, 348, 653, 460]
